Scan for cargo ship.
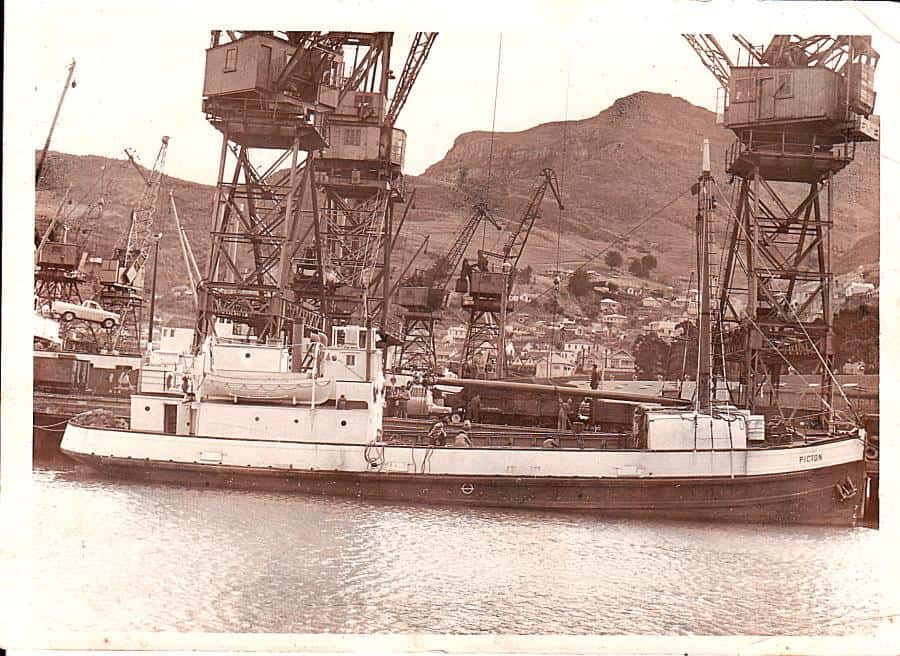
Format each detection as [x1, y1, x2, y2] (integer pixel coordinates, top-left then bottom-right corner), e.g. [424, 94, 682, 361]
[60, 318, 867, 525]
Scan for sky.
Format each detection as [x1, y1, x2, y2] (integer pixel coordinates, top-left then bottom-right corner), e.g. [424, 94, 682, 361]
[17, 1, 898, 187]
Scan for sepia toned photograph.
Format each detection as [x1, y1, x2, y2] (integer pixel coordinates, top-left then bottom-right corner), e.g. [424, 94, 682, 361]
[3, 1, 899, 653]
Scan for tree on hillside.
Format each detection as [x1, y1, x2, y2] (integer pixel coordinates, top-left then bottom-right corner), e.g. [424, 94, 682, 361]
[633, 332, 669, 378]
[641, 254, 658, 276]
[517, 265, 533, 285]
[667, 320, 698, 380]
[833, 303, 879, 373]
[567, 269, 593, 297]
[605, 250, 623, 269]
[628, 258, 645, 277]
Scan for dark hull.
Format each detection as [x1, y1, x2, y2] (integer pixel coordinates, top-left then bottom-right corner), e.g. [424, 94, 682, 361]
[63, 450, 865, 526]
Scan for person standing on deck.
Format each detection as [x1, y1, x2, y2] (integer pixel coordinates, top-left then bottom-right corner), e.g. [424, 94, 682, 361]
[397, 383, 410, 419]
[428, 421, 447, 446]
[386, 376, 398, 417]
[590, 364, 600, 390]
[557, 396, 570, 431]
[466, 393, 481, 424]
[453, 420, 474, 447]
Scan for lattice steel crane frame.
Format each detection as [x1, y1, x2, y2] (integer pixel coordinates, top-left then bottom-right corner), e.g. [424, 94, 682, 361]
[682, 33, 879, 427]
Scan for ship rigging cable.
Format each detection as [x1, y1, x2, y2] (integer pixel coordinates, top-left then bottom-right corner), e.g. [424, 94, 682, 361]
[551, 58, 572, 366]
[483, 33, 503, 251]
[507, 186, 692, 319]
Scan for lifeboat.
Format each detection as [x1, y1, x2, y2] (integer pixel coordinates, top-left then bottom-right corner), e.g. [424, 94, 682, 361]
[199, 371, 334, 403]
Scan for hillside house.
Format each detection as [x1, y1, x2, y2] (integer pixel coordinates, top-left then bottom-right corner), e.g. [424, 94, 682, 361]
[446, 324, 467, 342]
[599, 298, 619, 313]
[532, 352, 576, 378]
[845, 281, 876, 298]
[605, 349, 637, 379]
[648, 319, 679, 339]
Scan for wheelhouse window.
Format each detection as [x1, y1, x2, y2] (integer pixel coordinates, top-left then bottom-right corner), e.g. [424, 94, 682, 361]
[345, 354, 356, 366]
[224, 48, 238, 73]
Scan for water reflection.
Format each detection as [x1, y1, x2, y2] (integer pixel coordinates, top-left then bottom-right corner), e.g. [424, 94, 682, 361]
[29, 465, 885, 635]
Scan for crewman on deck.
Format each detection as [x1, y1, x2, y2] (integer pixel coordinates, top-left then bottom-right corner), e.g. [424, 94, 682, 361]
[427, 421, 447, 446]
[453, 420, 474, 447]
[466, 393, 482, 424]
[557, 397, 570, 431]
[397, 383, 410, 419]
[386, 376, 398, 417]
[590, 364, 600, 390]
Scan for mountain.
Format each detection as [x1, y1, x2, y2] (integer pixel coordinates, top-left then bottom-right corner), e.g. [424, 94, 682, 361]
[34, 91, 880, 324]
[416, 91, 879, 282]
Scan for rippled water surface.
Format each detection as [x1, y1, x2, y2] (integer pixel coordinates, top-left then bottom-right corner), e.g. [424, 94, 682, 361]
[24, 463, 888, 635]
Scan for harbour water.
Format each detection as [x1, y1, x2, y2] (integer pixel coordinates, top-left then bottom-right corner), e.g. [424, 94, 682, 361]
[23, 460, 889, 636]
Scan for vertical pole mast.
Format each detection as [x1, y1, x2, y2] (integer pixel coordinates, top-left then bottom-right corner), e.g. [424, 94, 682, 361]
[696, 140, 713, 412]
[147, 237, 160, 350]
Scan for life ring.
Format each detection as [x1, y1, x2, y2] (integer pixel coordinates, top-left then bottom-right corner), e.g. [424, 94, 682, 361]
[864, 445, 879, 461]
[460, 482, 474, 495]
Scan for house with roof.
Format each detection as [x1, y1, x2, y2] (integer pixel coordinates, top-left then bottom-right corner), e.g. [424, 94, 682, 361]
[648, 319, 679, 339]
[532, 352, 577, 378]
[599, 298, 620, 313]
[605, 348, 637, 380]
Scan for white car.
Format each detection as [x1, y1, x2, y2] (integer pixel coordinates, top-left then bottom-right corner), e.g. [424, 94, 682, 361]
[51, 299, 120, 329]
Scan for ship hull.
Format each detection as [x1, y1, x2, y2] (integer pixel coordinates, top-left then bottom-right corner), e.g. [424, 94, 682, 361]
[61, 426, 865, 526]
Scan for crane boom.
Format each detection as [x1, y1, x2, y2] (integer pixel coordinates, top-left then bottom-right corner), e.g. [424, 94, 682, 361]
[426, 202, 501, 291]
[36, 59, 77, 185]
[681, 34, 733, 88]
[385, 32, 438, 126]
[169, 191, 201, 310]
[494, 168, 563, 270]
[121, 136, 169, 284]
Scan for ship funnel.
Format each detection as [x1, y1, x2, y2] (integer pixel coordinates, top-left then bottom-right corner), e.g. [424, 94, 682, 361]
[702, 139, 710, 174]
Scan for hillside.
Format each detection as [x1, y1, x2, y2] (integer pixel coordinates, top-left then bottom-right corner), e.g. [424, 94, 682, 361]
[417, 91, 879, 281]
[34, 91, 880, 325]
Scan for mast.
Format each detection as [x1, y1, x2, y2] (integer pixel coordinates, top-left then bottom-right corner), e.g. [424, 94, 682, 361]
[696, 139, 713, 412]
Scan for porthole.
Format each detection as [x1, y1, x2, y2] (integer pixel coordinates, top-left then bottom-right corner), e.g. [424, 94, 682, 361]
[254, 416, 260, 422]
[244, 353, 251, 359]
[294, 419, 299, 424]
[340, 420, 348, 427]
[144, 406, 150, 412]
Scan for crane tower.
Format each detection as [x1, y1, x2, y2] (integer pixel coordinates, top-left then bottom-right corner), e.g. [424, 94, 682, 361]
[683, 34, 879, 427]
[94, 135, 169, 354]
[394, 202, 501, 371]
[196, 31, 436, 346]
[459, 168, 563, 379]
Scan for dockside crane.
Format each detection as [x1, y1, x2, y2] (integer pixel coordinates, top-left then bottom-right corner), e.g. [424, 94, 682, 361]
[97, 135, 170, 354]
[196, 31, 437, 350]
[394, 202, 501, 371]
[682, 33, 879, 426]
[35, 59, 77, 186]
[459, 168, 564, 379]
